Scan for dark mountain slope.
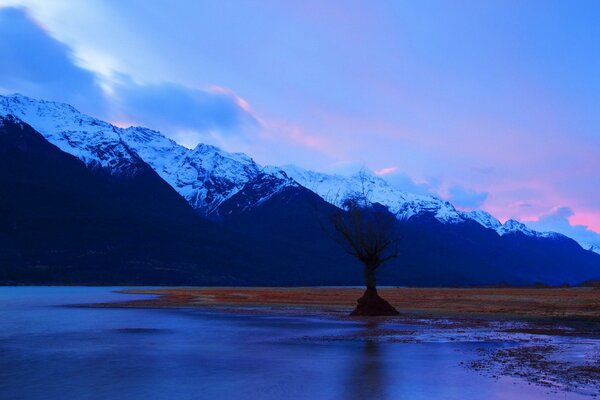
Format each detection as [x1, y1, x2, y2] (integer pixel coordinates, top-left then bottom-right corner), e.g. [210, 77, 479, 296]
[0, 115, 262, 284]
[221, 190, 600, 287]
[219, 180, 363, 285]
[376, 215, 600, 286]
[1, 114, 598, 286]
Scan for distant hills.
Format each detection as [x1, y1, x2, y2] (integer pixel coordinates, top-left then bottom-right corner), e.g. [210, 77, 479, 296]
[0, 94, 598, 286]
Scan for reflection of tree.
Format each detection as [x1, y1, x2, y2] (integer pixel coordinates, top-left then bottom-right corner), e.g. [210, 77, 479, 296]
[343, 322, 388, 400]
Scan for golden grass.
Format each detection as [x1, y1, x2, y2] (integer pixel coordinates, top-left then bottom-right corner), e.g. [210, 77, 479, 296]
[112, 287, 600, 321]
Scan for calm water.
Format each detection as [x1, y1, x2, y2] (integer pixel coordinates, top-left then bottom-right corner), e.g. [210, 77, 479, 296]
[0, 287, 588, 400]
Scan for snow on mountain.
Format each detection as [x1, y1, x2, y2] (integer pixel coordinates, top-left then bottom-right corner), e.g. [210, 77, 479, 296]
[0, 94, 295, 215]
[0, 93, 578, 242]
[280, 164, 575, 242]
[496, 219, 537, 236]
[0, 94, 145, 175]
[589, 245, 600, 255]
[0, 114, 23, 129]
[496, 219, 567, 242]
[119, 126, 280, 214]
[579, 243, 600, 255]
[280, 165, 465, 223]
[116, 127, 300, 215]
[460, 210, 502, 230]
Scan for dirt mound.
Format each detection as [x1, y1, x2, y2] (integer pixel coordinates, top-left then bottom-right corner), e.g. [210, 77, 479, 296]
[350, 288, 400, 316]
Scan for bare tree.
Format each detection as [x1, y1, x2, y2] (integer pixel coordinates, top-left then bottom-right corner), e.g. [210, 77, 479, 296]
[330, 170, 400, 316]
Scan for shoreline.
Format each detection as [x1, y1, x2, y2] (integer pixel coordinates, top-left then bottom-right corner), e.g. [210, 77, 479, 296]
[90, 287, 600, 323]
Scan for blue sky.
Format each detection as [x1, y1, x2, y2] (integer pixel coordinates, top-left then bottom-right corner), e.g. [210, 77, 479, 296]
[1, 0, 599, 248]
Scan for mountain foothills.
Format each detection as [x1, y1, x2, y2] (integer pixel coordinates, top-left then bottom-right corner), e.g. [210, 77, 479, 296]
[0, 94, 598, 286]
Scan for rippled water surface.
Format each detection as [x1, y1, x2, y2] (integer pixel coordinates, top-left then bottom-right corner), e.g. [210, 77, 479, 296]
[0, 287, 589, 399]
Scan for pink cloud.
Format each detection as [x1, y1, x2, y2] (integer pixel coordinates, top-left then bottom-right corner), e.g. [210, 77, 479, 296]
[207, 85, 253, 113]
[109, 119, 136, 128]
[257, 117, 342, 159]
[570, 211, 600, 234]
[375, 166, 398, 176]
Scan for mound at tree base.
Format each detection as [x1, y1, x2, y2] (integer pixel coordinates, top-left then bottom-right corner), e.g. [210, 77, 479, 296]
[350, 288, 400, 316]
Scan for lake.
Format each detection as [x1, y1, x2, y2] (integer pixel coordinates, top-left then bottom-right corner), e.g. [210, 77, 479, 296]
[0, 287, 591, 399]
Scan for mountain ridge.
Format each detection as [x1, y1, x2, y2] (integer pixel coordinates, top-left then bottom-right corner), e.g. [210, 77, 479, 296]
[0, 94, 580, 247]
[1, 102, 599, 286]
[0, 93, 596, 254]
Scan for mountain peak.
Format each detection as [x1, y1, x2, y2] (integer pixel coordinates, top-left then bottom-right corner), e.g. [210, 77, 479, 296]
[192, 142, 255, 165]
[0, 94, 145, 175]
[280, 164, 466, 224]
[0, 93, 576, 245]
[0, 93, 296, 215]
[460, 210, 502, 229]
[1, 93, 82, 117]
[498, 219, 536, 236]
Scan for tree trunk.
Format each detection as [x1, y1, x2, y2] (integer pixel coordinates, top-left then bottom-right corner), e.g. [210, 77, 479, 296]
[364, 265, 377, 291]
[350, 263, 399, 316]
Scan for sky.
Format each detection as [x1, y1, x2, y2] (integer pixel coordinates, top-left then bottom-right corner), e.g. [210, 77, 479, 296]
[1, 0, 599, 248]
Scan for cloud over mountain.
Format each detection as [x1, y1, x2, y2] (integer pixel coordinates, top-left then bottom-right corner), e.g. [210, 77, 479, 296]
[0, 7, 256, 147]
[108, 77, 258, 147]
[0, 7, 104, 114]
[526, 207, 600, 251]
[446, 185, 488, 209]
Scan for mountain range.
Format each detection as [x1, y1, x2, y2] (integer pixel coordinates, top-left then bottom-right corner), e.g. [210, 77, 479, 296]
[1, 93, 599, 286]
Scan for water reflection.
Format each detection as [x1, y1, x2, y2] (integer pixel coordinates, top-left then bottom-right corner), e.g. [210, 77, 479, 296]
[344, 321, 388, 400]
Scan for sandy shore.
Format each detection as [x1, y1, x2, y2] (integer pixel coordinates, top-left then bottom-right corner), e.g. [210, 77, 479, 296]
[104, 287, 600, 322]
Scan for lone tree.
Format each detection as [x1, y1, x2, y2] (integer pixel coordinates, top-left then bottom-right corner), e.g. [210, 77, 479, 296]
[330, 171, 401, 316]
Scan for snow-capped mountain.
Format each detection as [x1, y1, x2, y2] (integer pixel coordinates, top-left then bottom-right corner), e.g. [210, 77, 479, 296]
[0, 94, 295, 216]
[459, 210, 502, 230]
[0, 94, 147, 176]
[0, 93, 584, 247]
[119, 126, 287, 215]
[280, 165, 466, 223]
[279, 164, 570, 241]
[493, 219, 565, 241]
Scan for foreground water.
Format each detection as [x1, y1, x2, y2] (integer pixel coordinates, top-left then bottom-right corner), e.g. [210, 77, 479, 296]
[0, 287, 591, 400]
